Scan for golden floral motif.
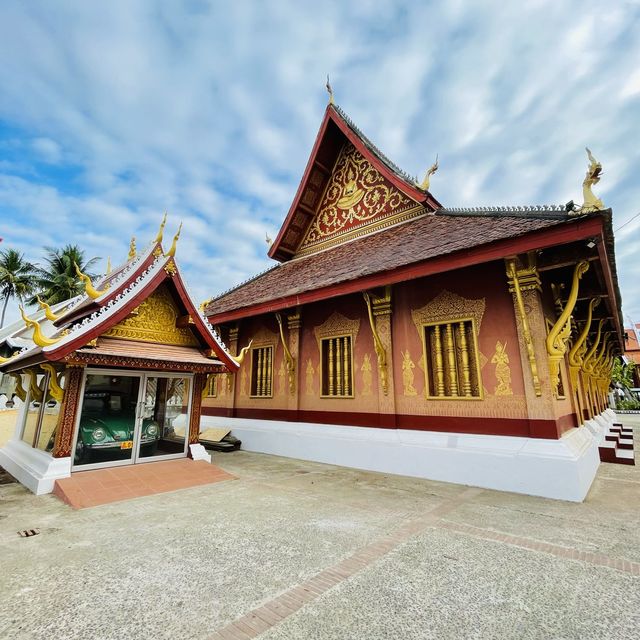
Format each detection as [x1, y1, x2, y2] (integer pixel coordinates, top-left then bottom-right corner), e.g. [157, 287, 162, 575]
[491, 341, 513, 396]
[299, 143, 416, 250]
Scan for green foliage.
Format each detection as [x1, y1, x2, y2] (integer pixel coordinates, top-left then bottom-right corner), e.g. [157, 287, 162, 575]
[611, 359, 635, 389]
[0, 248, 38, 328]
[29, 245, 100, 305]
[617, 398, 640, 410]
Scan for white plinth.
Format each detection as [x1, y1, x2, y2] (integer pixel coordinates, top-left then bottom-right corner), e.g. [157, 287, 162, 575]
[0, 439, 71, 494]
[201, 415, 602, 502]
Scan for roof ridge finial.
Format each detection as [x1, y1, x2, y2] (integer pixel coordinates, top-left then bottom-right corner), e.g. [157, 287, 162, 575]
[165, 222, 183, 258]
[580, 147, 605, 213]
[128, 236, 137, 260]
[36, 295, 60, 322]
[326, 75, 335, 105]
[74, 262, 107, 300]
[418, 154, 439, 191]
[154, 212, 168, 244]
[20, 306, 61, 347]
[106, 256, 112, 274]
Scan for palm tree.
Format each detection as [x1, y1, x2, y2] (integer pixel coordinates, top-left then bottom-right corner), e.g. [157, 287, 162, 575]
[0, 249, 38, 328]
[31, 245, 100, 305]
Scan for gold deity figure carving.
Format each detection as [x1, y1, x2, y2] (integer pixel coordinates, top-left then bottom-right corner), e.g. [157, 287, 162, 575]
[491, 341, 513, 396]
[278, 360, 286, 396]
[401, 350, 418, 396]
[361, 353, 373, 396]
[240, 369, 247, 396]
[337, 166, 365, 211]
[306, 359, 315, 395]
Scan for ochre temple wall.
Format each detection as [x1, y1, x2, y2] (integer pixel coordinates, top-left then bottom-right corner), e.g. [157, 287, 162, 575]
[204, 261, 581, 439]
[392, 262, 528, 422]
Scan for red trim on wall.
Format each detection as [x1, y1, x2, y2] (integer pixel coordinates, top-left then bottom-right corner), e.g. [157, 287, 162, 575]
[210, 217, 604, 324]
[202, 406, 578, 440]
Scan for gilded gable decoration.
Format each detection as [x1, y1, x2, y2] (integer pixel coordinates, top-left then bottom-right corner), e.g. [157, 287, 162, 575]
[298, 143, 420, 255]
[314, 311, 361, 347]
[103, 286, 199, 346]
[411, 291, 486, 332]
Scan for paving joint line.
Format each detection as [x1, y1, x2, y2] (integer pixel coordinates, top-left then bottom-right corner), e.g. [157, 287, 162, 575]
[207, 486, 482, 639]
[434, 519, 640, 575]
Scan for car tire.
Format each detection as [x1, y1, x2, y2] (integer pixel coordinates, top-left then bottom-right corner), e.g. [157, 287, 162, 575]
[74, 439, 89, 465]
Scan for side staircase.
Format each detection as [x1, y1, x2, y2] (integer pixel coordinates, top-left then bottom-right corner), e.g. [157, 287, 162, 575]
[598, 422, 635, 465]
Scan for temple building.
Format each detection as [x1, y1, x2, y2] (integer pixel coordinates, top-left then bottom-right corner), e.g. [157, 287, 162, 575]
[202, 100, 629, 501]
[0, 220, 240, 494]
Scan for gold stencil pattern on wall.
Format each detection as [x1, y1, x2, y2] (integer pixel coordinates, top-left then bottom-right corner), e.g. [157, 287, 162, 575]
[491, 341, 513, 396]
[103, 285, 199, 346]
[240, 369, 247, 396]
[306, 359, 316, 395]
[402, 350, 418, 396]
[278, 360, 286, 396]
[360, 353, 373, 396]
[299, 142, 418, 251]
[411, 290, 486, 332]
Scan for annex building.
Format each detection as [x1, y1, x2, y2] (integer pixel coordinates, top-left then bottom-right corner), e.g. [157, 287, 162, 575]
[201, 101, 628, 501]
[0, 222, 240, 494]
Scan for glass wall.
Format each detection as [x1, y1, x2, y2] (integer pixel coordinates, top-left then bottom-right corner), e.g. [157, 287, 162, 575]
[138, 376, 191, 459]
[73, 374, 141, 467]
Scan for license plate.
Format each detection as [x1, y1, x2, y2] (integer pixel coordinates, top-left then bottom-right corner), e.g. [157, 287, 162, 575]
[120, 441, 133, 450]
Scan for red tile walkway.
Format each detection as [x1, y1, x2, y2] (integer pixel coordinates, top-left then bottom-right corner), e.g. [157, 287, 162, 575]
[53, 458, 235, 509]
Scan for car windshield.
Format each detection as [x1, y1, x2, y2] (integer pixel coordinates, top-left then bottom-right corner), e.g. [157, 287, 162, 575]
[82, 393, 135, 415]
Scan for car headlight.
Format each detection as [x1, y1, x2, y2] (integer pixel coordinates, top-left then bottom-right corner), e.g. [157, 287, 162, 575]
[146, 423, 158, 437]
[92, 427, 106, 441]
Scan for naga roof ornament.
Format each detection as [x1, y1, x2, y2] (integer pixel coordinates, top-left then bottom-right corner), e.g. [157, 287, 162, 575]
[418, 155, 439, 191]
[154, 212, 168, 244]
[165, 222, 182, 258]
[20, 306, 61, 347]
[580, 147, 605, 213]
[36, 295, 60, 322]
[74, 262, 108, 299]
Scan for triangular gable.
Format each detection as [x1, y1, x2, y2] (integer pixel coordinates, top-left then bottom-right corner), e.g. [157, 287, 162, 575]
[268, 104, 442, 261]
[41, 254, 238, 371]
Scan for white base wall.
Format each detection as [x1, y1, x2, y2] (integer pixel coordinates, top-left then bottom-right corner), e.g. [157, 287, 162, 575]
[201, 415, 602, 502]
[0, 439, 71, 494]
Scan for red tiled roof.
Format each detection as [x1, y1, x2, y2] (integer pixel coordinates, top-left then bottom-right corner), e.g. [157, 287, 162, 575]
[207, 209, 582, 318]
[76, 338, 221, 366]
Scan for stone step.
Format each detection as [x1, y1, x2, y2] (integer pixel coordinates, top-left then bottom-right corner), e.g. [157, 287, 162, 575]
[615, 449, 635, 465]
[617, 438, 634, 450]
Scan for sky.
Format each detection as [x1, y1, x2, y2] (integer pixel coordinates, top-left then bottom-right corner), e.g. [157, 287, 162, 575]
[0, 1, 639, 328]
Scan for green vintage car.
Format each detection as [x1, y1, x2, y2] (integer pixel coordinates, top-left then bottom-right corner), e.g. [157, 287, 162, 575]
[75, 390, 160, 463]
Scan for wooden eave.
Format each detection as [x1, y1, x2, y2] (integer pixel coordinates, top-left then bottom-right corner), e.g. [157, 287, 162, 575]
[268, 104, 442, 262]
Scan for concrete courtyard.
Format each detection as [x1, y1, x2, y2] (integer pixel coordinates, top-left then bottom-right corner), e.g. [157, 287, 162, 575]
[1, 416, 639, 640]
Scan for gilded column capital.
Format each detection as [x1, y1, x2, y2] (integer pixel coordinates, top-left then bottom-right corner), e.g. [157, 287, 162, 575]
[287, 311, 302, 330]
[371, 285, 392, 316]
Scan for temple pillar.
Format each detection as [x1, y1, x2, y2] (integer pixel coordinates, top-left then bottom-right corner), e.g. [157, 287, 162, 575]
[368, 286, 396, 425]
[505, 255, 557, 433]
[189, 373, 207, 445]
[52, 365, 85, 458]
[287, 311, 301, 412]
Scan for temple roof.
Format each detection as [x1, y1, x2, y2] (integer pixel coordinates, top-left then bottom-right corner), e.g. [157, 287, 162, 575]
[268, 103, 442, 262]
[1, 225, 239, 373]
[206, 207, 598, 322]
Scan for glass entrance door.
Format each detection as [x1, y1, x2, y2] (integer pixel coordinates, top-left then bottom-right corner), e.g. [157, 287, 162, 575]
[73, 373, 141, 468]
[136, 375, 191, 461]
[72, 370, 193, 470]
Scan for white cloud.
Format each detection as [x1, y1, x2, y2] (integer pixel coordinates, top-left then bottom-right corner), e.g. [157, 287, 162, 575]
[0, 0, 638, 326]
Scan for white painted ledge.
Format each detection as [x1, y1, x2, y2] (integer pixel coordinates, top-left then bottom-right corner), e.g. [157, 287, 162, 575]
[0, 439, 71, 495]
[201, 415, 603, 502]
